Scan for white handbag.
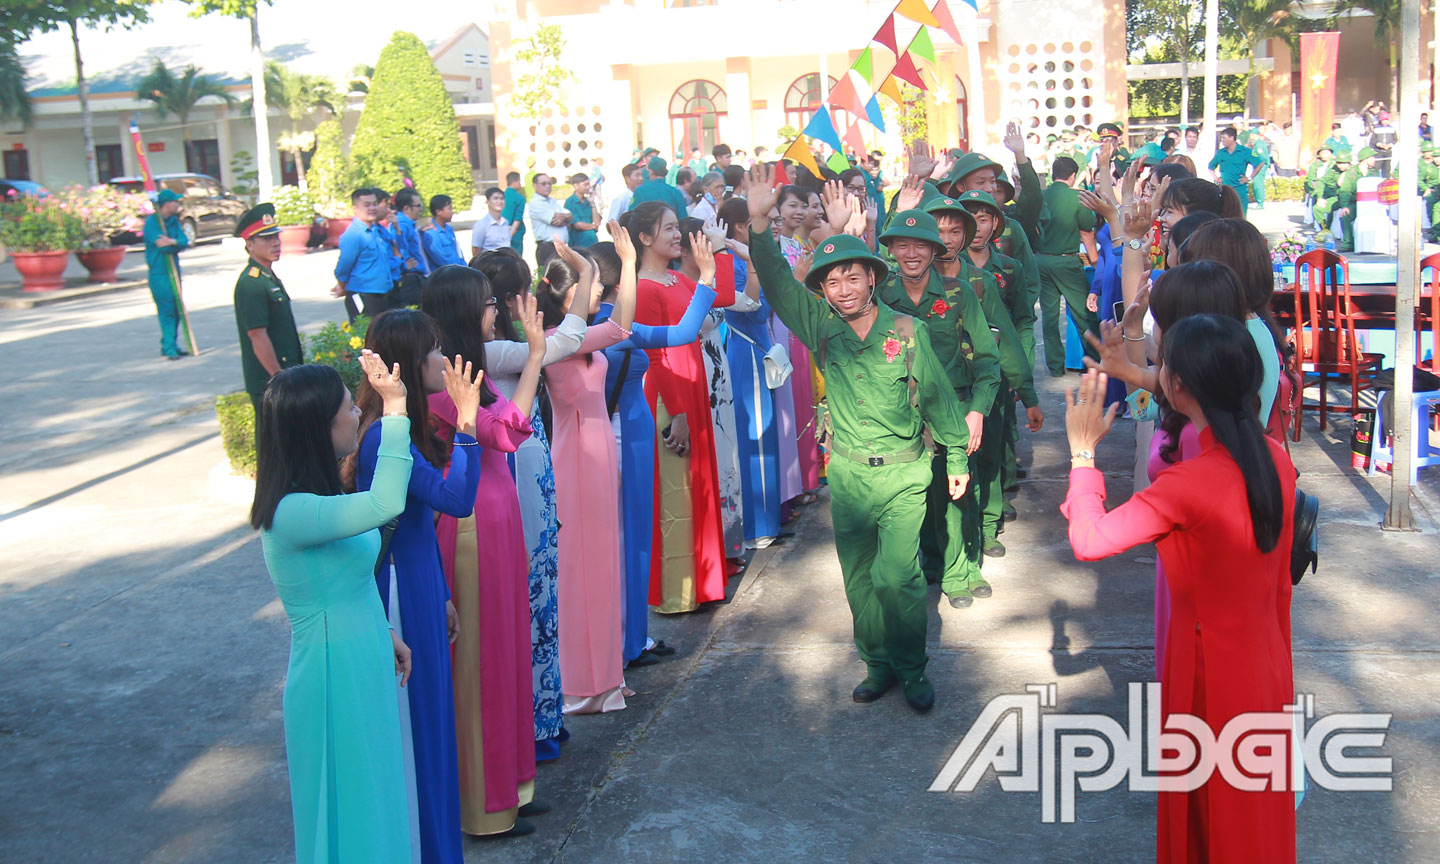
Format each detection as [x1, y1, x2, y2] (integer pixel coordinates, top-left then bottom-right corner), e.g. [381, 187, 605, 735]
[763, 341, 793, 389]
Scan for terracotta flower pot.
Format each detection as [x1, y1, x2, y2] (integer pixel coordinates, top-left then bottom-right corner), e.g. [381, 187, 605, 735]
[324, 217, 353, 249]
[76, 247, 128, 283]
[12, 250, 72, 292]
[278, 224, 311, 256]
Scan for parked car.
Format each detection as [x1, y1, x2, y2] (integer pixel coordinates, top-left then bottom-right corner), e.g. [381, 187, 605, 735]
[108, 173, 246, 245]
[0, 179, 50, 200]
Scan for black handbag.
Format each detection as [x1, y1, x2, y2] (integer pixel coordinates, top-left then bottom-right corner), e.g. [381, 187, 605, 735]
[1291, 487, 1318, 585]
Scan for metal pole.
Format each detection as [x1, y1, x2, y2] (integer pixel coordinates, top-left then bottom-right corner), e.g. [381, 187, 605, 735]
[1386, 0, 1423, 530]
[1200, 0, 1219, 168]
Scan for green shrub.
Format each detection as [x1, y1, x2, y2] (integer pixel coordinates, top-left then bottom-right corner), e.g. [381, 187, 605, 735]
[1266, 175, 1305, 203]
[306, 315, 371, 394]
[308, 119, 353, 218]
[350, 31, 475, 206]
[272, 185, 317, 226]
[215, 392, 257, 478]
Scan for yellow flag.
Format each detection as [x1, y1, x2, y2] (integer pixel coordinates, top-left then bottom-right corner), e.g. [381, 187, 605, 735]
[783, 137, 823, 178]
[895, 0, 941, 27]
[878, 74, 905, 104]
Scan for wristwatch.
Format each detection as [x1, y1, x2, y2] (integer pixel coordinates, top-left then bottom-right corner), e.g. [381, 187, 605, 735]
[1071, 449, 1096, 461]
[1125, 237, 1145, 251]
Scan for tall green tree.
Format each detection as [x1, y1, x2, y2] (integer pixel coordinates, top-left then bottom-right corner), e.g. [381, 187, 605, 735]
[8, 0, 156, 185]
[0, 40, 31, 127]
[264, 60, 338, 191]
[306, 118, 350, 214]
[347, 64, 374, 95]
[182, 0, 275, 198]
[1128, 0, 1201, 127]
[350, 31, 473, 206]
[1222, 0, 1301, 117]
[136, 61, 237, 173]
[1334, 0, 1400, 104]
[511, 23, 575, 122]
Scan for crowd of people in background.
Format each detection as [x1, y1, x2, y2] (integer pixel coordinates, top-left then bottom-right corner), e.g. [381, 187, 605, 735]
[226, 108, 1331, 862]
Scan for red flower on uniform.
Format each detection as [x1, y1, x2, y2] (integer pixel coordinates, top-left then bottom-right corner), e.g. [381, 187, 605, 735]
[883, 337, 903, 362]
[930, 298, 950, 317]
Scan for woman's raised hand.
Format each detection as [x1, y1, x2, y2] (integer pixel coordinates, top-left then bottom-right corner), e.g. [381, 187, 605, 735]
[689, 231, 717, 284]
[746, 164, 780, 227]
[1078, 189, 1117, 227]
[907, 140, 937, 179]
[844, 195, 868, 237]
[609, 219, 636, 264]
[792, 250, 814, 284]
[1120, 196, 1154, 242]
[552, 237, 588, 274]
[517, 291, 546, 356]
[359, 349, 407, 409]
[1082, 320, 1137, 380]
[1065, 368, 1119, 456]
[442, 354, 484, 434]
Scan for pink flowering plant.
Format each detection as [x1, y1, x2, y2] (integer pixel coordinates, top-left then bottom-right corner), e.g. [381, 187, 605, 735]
[0, 197, 86, 253]
[1270, 233, 1306, 268]
[53, 184, 153, 250]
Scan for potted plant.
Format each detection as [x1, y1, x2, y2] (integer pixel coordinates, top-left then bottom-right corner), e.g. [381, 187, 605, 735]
[320, 198, 353, 249]
[57, 184, 151, 283]
[272, 185, 317, 256]
[0, 198, 86, 291]
[305, 315, 371, 393]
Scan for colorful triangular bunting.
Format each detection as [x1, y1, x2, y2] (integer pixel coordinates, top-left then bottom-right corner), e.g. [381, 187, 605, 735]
[891, 52, 928, 90]
[843, 122, 867, 157]
[784, 137, 822, 178]
[874, 14, 899, 53]
[826, 151, 852, 173]
[864, 94, 886, 132]
[802, 106, 846, 153]
[877, 73, 905, 104]
[827, 72, 870, 120]
[853, 46, 874, 84]
[932, 0, 964, 43]
[895, 0, 941, 27]
[908, 27, 936, 65]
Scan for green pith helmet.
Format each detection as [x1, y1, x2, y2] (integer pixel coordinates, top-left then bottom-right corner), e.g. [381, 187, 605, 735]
[954, 188, 1006, 226]
[942, 152, 1004, 196]
[805, 233, 891, 292]
[922, 196, 978, 248]
[880, 209, 947, 258]
[1356, 146, 1377, 163]
[1335, 150, 1353, 165]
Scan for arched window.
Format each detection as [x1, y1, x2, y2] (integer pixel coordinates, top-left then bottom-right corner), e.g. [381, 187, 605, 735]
[669, 80, 727, 160]
[784, 73, 852, 136]
[955, 75, 970, 152]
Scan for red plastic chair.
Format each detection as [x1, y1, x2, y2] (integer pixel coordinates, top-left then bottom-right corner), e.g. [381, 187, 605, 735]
[1420, 252, 1440, 374]
[1290, 249, 1383, 439]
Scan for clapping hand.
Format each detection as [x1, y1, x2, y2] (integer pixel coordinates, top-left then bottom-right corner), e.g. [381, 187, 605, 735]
[843, 196, 868, 238]
[895, 174, 926, 213]
[1120, 196, 1155, 242]
[609, 219, 636, 264]
[1065, 369, 1119, 456]
[1078, 188, 1118, 227]
[725, 237, 751, 262]
[441, 354, 484, 436]
[689, 231, 717, 284]
[515, 292, 546, 357]
[746, 164, 781, 229]
[359, 349, 407, 410]
[907, 140, 938, 180]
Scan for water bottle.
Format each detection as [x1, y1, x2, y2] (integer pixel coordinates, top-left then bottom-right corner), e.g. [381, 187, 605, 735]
[1305, 239, 1316, 253]
[1324, 237, 1335, 252]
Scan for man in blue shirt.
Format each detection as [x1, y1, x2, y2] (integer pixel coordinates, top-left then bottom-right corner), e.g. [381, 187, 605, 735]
[1208, 127, 1265, 216]
[629, 156, 689, 217]
[503, 171, 527, 253]
[564, 174, 599, 249]
[143, 187, 193, 359]
[392, 187, 429, 305]
[331, 188, 393, 321]
[421, 194, 467, 269]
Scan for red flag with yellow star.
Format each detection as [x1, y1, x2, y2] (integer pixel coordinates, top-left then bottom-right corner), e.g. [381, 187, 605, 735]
[1299, 32, 1340, 158]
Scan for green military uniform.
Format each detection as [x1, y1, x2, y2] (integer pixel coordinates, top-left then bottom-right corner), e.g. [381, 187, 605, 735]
[1335, 150, 1370, 252]
[1036, 179, 1098, 376]
[1094, 123, 1131, 180]
[1314, 152, 1349, 238]
[750, 228, 970, 707]
[1208, 143, 1264, 215]
[951, 191, 1041, 547]
[877, 210, 1000, 604]
[940, 153, 1043, 367]
[232, 204, 303, 411]
[1303, 147, 1333, 226]
[1248, 134, 1272, 209]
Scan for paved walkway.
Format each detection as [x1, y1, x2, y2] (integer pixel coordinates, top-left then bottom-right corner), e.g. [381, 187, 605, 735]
[1, 228, 1438, 862]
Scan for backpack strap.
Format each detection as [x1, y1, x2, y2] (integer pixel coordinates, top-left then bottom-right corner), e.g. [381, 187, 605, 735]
[606, 349, 632, 418]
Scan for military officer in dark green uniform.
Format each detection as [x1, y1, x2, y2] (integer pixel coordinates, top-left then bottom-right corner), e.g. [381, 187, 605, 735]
[745, 167, 971, 712]
[1036, 156, 1099, 377]
[1092, 122, 1132, 182]
[876, 209, 1000, 607]
[233, 203, 304, 412]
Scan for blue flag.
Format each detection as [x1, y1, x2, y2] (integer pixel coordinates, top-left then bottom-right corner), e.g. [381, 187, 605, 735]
[864, 95, 886, 133]
[802, 107, 845, 154]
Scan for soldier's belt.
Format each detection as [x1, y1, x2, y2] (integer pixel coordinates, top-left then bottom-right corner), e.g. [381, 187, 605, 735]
[830, 436, 927, 467]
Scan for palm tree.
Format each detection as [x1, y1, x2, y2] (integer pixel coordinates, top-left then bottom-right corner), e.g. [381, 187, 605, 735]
[1334, 0, 1400, 105]
[1224, 0, 1300, 118]
[347, 64, 374, 95]
[136, 61, 237, 173]
[0, 41, 31, 127]
[264, 61, 339, 191]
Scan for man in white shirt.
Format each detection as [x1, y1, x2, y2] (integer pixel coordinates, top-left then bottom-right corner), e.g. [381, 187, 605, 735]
[525, 173, 571, 266]
[608, 162, 643, 225]
[472, 186, 513, 257]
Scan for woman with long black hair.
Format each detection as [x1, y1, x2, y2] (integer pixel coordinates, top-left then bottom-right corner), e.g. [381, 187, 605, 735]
[1063, 317, 1296, 864]
[254, 352, 421, 864]
[422, 266, 551, 837]
[349, 309, 485, 864]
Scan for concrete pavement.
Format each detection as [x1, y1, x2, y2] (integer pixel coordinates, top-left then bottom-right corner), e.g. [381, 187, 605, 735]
[1, 228, 1438, 862]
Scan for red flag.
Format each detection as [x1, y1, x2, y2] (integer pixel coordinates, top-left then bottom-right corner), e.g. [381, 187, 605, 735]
[827, 72, 870, 119]
[891, 52, 928, 90]
[844, 121, 867, 157]
[1299, 32, 1340, 159]
[874, 14, 898, 53]
[932, 0, 964, 44]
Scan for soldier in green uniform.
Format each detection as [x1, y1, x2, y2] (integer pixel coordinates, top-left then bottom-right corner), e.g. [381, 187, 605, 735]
[1303, 145, 1333, 226]
[143, 188, 192, 360]
[1334, 148, 1377, 252]
[744, 167, 971, 712]
[232, 203, 304, 412]
[928, 193, 1046, 560]
[1421, 143, 1440, 240]
[1036, 156, 1099, 377]
[1248, 131, 1272, 210]
[876, 209, 1000, 606]
[1313, 150, 1350, 240]
[1093, 122, 1131, 183]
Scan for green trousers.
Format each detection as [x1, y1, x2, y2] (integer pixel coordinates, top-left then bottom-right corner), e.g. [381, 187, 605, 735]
[1003, 391, 1020, 490]
[828, 453, 932, 681]
[977, 381, 1010, 540]
[1037, 253, 1099, 376]
[1230, 182, 1251, 216]
[1250, 165, 1268, 209]
[919, 447, 987, 599]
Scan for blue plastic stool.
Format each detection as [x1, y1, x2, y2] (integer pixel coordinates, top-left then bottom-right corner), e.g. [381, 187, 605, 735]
[1369, 390, 1440, 484]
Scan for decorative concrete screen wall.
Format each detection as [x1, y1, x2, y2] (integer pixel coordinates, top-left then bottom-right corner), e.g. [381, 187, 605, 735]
[525, 103, 608, 176]
[993, 0, 1111, 134]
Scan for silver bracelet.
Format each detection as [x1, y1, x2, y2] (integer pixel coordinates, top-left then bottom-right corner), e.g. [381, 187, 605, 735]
[453, 439, 478, 447]
[1121, 333, 1147, 343]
